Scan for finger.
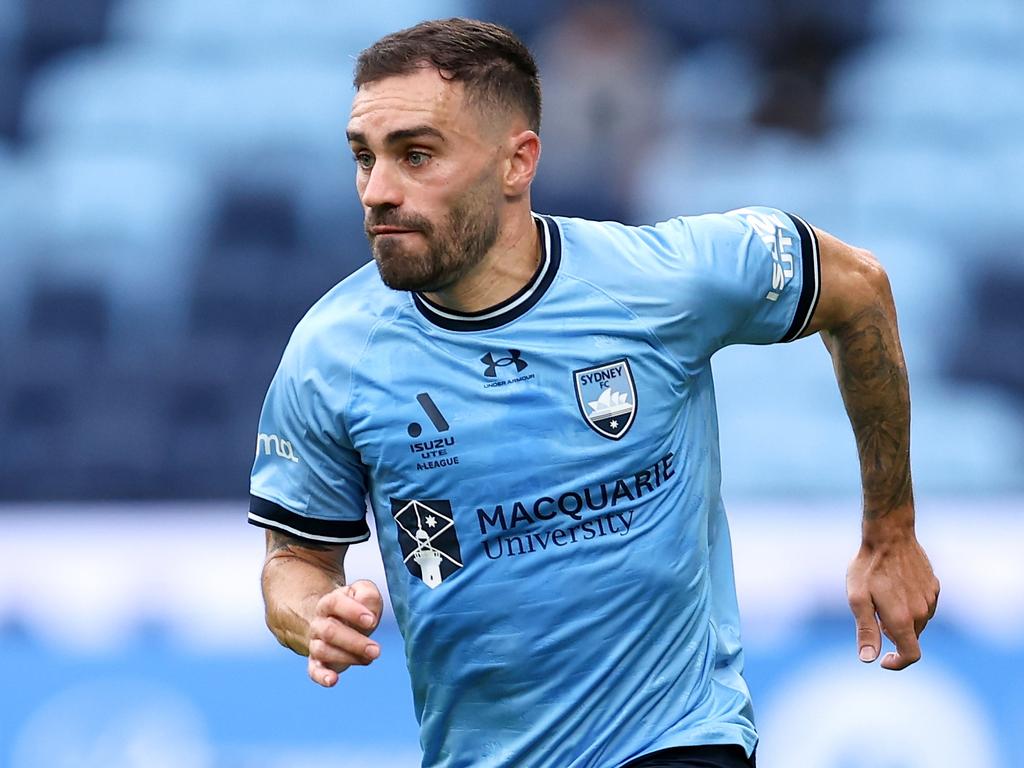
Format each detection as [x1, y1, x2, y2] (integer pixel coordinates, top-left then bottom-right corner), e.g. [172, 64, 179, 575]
[880, 621, 922, 671]
[309, 617, 381, 663]
[914, 608, 933, 637]
[309, 657, 339, 688]
[349, 580, 384, 627]
[848, 589, 881, 662]
[928, 579, 941, 620]
[315, 588, 380, 633]
[309, 636, 380, 668]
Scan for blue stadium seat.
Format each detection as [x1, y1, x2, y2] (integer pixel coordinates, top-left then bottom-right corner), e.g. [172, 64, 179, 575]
[28, 282, 110, 346]
[826, 130, 1015, 250]
[19, 143, 212, 344]
[0, 375, 76, 498]
[632, 131, 851, 234]
[872, 0, 1024, 50]
[65, 379, 165, 498]
[23, 48, 360, 163]
[0, 142, 35, 337]
[829, 41, 1024, 144]
[716, 351, 1024, 496]
[0, 0, 25, 137]
[660, 42, 760, 133]
[910, 383, 1024, 494]
[0, 0, 23, 41]
[160, 374, 253, 497]
[110, 0, 470, 57]
[715, 354, 862, 496]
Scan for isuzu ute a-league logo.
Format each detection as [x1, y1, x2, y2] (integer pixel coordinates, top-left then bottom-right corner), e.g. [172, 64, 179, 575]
[390, 498, 463, 589]
[573, 358, 637, 440]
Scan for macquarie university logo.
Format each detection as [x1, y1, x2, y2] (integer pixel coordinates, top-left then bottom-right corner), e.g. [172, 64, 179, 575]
[390, 498, 464, 589]
[480, 349, 528, 378]
[573, 358, 637, 440]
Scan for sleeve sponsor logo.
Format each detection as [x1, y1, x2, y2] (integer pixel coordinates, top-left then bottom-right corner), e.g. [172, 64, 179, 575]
[255, 433, 300, 463]
[732, 208, 796, 302]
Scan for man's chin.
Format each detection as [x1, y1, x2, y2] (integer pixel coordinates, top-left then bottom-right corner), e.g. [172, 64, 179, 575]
[374, 258, 449, 293]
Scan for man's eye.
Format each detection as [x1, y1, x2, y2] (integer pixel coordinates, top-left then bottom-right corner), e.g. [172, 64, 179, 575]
[355, 152, 374, 169]
[407, 151, 429, 167]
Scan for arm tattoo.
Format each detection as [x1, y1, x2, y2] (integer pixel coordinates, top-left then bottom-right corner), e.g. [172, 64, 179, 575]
[265, 530, 346, 588]
[827, 305, 913, 519]
[267, 529, 338, 555]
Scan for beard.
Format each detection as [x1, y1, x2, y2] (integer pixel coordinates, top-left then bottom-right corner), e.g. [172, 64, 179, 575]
[366, 180, 501, 293]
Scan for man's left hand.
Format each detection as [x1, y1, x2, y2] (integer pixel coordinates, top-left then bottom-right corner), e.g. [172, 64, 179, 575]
[846, 529, 940, 670]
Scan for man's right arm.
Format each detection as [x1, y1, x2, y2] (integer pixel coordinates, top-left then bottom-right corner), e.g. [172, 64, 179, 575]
[261, 529, 383, 687]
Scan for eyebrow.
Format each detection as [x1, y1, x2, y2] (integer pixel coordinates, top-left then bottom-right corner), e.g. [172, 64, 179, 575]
[346, 125, 446, 146]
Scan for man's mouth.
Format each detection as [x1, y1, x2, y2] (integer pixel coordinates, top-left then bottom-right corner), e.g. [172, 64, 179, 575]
[369, 225, 420, 236]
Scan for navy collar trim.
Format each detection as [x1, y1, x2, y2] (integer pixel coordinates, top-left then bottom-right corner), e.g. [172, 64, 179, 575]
[412, 214, 561, 332]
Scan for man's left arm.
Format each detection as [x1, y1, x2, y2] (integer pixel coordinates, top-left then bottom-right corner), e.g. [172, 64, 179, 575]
[798, 224, 940, 671]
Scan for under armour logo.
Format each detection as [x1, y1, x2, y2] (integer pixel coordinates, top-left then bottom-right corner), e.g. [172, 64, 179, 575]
[480, 349, 528, 378]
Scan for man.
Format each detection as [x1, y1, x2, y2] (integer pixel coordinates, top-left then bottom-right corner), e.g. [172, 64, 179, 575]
[249, 18, 939, 768]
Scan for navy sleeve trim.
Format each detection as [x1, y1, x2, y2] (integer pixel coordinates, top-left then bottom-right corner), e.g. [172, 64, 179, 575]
[248, 494, 370, 544]
[780, 212, 821, 343]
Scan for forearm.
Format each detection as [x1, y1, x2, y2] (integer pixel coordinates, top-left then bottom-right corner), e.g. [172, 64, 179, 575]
[821, 267, 914, 539]
[261, 538, 346, 655]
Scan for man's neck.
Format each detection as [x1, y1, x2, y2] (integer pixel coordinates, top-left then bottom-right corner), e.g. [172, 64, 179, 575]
[421, 208, 540, 314]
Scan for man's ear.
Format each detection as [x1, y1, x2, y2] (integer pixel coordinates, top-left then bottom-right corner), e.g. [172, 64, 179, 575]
[503, 130, 541, 197]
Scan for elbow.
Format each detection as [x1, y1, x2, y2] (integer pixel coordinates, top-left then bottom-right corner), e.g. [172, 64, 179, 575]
[858, 249, 892, 300]
[844, 248, 896, 322]
[819, 247, 898, 342]
[260, 559, 285, 638]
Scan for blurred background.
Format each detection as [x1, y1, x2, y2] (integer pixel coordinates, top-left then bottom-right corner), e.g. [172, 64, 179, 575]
[1, 0, 1022, 765]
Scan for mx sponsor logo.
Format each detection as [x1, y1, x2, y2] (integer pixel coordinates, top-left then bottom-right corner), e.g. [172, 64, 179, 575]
[256, 433, 300, 463]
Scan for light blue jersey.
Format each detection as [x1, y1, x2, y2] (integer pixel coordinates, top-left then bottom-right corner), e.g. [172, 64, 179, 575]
[250, 208, 820, 768]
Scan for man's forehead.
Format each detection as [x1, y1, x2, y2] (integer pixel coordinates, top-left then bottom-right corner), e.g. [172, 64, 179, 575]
[347, 68, 469, 139]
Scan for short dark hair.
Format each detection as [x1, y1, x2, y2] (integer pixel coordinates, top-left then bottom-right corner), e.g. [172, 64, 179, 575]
[354, 18, 542, 133]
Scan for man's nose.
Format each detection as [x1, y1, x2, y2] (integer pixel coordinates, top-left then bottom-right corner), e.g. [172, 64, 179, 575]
[360, 161, 404, 209]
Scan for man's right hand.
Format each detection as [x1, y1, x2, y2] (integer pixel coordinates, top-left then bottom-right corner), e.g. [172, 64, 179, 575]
[307, 579, 384, 687]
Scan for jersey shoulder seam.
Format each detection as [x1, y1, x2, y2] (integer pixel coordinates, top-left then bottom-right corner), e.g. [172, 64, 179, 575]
[341, 297, 412, 441]
[557, 270, 692, 384]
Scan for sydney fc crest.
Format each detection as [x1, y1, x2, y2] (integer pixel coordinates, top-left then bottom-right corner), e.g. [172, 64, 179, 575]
[390, 498, 463, 589]
[573, 358, 638, 440]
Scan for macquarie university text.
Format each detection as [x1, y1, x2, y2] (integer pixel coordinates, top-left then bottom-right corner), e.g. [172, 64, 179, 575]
[477, 452, 675, 560]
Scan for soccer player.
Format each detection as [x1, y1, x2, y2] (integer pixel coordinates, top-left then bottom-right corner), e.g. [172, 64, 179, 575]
[249, 18, 939, 768]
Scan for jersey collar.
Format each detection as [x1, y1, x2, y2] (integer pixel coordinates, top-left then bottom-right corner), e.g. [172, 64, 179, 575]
[411, 214, 561, 332]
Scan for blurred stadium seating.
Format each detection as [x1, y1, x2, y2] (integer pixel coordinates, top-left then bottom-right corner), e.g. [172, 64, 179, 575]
[0, 0, 1020, 499]
[1, 0, 1022, 765]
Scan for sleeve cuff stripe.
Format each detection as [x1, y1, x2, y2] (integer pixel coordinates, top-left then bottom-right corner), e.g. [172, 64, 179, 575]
[781, 212, 821, 342]
[248, 513, 371, 544]
[248, 494, 370, 543]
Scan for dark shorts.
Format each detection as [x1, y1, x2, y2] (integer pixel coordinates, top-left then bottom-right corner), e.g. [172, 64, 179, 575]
[620, 744, 755, 768]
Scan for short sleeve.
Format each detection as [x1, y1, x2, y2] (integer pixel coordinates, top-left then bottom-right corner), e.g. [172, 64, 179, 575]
[659, 206, 820, 359]
[248, 339, 370, 545]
